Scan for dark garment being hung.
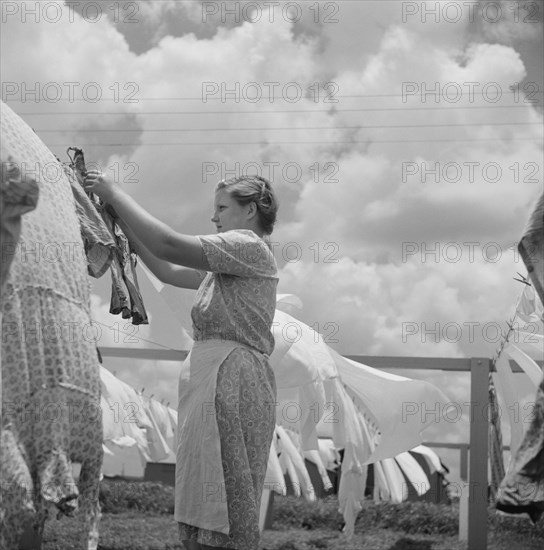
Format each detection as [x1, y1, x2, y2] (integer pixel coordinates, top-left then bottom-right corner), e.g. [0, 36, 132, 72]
[67, 147, 148, 325]
[99, 208, 149, 325]
[63, 162, 115, 279]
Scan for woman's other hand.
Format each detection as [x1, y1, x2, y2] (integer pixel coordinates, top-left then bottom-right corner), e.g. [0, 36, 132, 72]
[84, 170, 118, 203]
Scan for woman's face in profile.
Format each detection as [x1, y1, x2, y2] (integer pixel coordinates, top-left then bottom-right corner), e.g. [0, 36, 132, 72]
[211, 188, 248, 233]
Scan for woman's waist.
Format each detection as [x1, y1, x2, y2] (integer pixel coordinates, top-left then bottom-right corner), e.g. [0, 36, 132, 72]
[192, 336, 270, 359]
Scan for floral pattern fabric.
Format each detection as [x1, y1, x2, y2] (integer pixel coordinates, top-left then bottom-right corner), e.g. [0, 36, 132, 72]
[0, 100, 102, 549]
[177, 229, 278, 550]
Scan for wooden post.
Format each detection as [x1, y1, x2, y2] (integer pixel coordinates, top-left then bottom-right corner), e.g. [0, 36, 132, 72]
[467, 358, 490, 550]
[459, 444, 469, 481]
[458, 443, 470, 542]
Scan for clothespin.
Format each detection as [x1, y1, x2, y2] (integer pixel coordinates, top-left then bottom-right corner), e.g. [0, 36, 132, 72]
[160, 398, 165, 405]
[141, 388, 145, 395]
[149, 394, 154, 400]
[166, 402, 170, 408]
[513, 272, 531, 286]
[491, 348, 500, 366]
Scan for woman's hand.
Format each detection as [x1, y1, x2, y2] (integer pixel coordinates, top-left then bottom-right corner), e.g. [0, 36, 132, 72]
[83, 170, 119, 203]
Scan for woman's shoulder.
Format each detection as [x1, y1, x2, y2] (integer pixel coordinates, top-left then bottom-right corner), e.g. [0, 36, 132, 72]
[222, 229, 271, 248]
[224, 229, 278, 276]
[224, 228, 259, 239]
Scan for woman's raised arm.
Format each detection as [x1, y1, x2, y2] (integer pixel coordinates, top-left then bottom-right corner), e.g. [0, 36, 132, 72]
[115, 216, 206, 290]
[84, 170, 211, 272]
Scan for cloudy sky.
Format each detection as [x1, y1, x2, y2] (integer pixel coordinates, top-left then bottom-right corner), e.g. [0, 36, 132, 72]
[2, 0, 543, 483]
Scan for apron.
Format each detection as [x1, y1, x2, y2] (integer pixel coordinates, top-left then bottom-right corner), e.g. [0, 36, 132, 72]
[174, 338, 265, 533]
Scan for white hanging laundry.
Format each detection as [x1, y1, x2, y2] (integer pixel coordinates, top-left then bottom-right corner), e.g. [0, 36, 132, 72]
[513, 332, 544, 357]
[515, 284, 543, 324]
[100, 367, 159, 478]
[410, 445, 445, 474]
[303, 449, 333, 492]
[138, 262, 306, 348]
[101, 392, 126, 444]
[263, 431, 287, 496]
[167, 406, 178, 452]
[138, 261, 164, 293]
[276, 425, 315, 501]
[276, 293, 304, 314]
[284, 429, 333, 493]
[100, 366, 152, 454]
[136, 261, 195, 347]
[380, 458, 406, 504]
[504, 343, 543, 388]
[271, 309, 335, 450]
[148, 399, 176, 462]
[329, 348, 451, 463]
[338, 456, 368, 538]
[102, 443, 114, 456]
[493, 354, 525, 459]
[149, 400, 175, 445]
[270, 306, 448, 537]
[278, 452, 301, 497]
[394, 451, 430, 497]
[102, 439, 148, 479]
[271, 309, 338, 386]
[142, 397, 171, 462]
[317, 438, 341, 472]
[167, 406, 178, 430]
[134, 266, 450, 537]
[334, 382, 375, 538]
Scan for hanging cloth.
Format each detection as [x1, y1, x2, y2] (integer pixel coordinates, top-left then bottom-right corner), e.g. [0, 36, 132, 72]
[63, 157, 115, 279]
[518, 192, 544, 305]
[68, 147, 148, 325]
[488, 375, 505, 498]
[0, 145, 40, 290]
[496, 375, 544, 523]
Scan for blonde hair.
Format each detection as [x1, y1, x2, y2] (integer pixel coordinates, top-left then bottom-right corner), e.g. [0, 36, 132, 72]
[215, 175, 278, 234]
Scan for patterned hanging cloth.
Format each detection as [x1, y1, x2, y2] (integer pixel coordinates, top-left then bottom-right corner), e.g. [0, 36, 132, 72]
[488, 374, 505, 499]
[67, 147, 148, 325]
[517, 192, 544, 304]
[0, 145, 40, 290]
[496, 191, 544, 523]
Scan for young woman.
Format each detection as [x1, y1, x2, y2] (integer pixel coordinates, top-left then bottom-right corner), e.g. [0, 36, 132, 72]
[84, 171, 280, 550]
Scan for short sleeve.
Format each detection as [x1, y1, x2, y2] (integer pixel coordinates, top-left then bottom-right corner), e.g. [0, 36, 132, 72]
[198, 229, 277, 278]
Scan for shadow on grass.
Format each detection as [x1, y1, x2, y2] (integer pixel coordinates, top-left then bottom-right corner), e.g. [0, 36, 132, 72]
[387, 537, 434, 550]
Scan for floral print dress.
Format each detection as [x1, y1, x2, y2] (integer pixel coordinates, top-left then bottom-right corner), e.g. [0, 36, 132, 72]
[176, 229, 278, 550]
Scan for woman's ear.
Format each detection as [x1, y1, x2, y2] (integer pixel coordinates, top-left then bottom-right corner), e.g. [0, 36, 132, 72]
[247, 201, 258, 219]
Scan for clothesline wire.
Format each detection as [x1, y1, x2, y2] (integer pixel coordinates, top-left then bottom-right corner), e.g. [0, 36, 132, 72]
[492, 277, 533, 367]
[15, 104, 540, 116]
[34, 121, 544, 133]
[103, 365, 175, 413]
[46, 137, 543, 146]
[5, 89, 543, 101]
[90, 318, 184, 353]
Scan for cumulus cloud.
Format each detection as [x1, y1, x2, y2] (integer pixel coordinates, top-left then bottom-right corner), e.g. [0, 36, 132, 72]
[2, 0, 542, 482]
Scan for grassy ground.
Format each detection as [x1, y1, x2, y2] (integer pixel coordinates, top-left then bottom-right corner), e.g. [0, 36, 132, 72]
[38, 480, 543, 550]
